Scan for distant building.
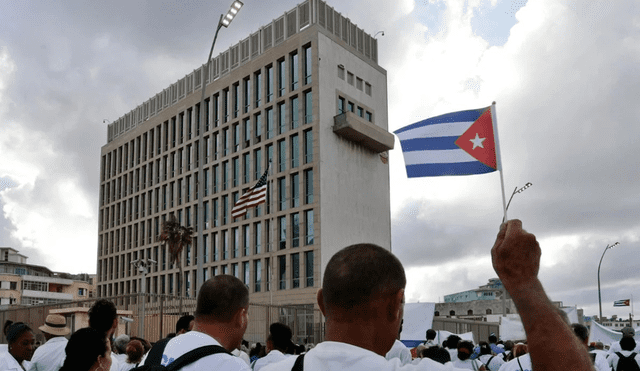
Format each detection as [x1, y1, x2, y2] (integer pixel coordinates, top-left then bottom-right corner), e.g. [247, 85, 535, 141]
[436, 278, 578, 321]
[0, 247, 96, 308]
[437, 278, 517, 318]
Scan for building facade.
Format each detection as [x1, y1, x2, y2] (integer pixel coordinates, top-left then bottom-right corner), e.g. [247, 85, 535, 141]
[0, 247, 96, 308]
[96, 0, 393, 308]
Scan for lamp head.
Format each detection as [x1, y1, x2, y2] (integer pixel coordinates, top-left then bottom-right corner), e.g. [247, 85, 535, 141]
[222, 0, 243, 27]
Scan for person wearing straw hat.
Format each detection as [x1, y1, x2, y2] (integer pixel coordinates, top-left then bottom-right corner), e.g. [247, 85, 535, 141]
[27, 314, 70, 371]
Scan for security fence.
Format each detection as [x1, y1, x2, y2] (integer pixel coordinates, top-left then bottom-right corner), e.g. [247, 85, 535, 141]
[0, 293, 324, 346]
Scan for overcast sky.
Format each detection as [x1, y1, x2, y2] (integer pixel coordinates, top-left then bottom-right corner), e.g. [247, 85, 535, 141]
[1, 0, 638, 319]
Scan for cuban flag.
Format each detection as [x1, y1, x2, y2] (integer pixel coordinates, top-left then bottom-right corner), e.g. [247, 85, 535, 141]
[614, 299, 631, 307]
[395, 106, 500, 178]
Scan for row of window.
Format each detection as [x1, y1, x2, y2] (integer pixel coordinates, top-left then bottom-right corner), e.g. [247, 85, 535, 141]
[99, 250, 314, 298]
[101, 128, 313, 208]
[338, 96, 373, 122]
[99, 167, 314, 234]
[99, 207, 314, 263]
[102, 44, 313, 182]
[337, 65, 373, 96]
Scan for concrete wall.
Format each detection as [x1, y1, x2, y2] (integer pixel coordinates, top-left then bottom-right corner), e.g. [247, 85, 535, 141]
[316, 31, 391, 277]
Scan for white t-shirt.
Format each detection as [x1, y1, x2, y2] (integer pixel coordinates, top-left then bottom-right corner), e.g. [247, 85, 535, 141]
[252, 349, 292, 371]
[110, 351, 120, 371]
[27, 336, 68, 371]
[232, 348, 251, 365]
[452, 358, 483, 370]
[497, 354, 531, 371]
[589, 352, 610, 371]
[156, 330, 249, 371]
[0, 351, 31, 371]
[386, 340, 413, 366]
[260, 341, 467, 371]
[478, 354, 505, 371]
[608, 349, 640, 370]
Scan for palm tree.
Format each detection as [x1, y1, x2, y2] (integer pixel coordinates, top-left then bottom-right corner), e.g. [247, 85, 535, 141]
[158, 214, 193, 316]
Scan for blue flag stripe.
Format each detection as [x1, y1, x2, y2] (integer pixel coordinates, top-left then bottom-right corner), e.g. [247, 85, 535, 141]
[406, 162, 496, 178]
[394, 108, 485, 135]
[399, 136, 461, 151]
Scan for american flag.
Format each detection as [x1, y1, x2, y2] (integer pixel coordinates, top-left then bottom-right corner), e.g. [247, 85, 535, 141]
[231, 165, 269, 219]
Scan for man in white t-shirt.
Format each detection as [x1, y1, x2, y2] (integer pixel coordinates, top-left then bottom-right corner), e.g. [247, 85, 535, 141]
[608, 327, 640, 356]
[27, 314, 70, 371]
[261, 243, 457, 371]
[252, 323, 294, 371]
[608, 337, 640, 371]
[155, 275, 250, 371]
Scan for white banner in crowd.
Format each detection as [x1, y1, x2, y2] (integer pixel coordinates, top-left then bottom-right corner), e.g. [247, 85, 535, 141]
[589, 321, 640, 346]
[498, 306, 580, 341]
[400, 303, 436, 342]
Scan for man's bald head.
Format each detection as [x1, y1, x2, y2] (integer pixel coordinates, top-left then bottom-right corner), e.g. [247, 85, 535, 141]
[322, 243, 406, 317]
[195, 275, 249, 322]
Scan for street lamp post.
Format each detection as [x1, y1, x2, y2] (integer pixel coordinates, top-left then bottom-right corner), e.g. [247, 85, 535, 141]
[598, 242, 620, 321]
[196, 1, 244, 294]
[131, 258, 157, 337]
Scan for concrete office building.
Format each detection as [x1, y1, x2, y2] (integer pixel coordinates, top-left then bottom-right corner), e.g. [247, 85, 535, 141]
[97, 0, 393, 308]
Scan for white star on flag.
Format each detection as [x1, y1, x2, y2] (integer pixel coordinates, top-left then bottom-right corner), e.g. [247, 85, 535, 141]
[469, 133, 486, 149]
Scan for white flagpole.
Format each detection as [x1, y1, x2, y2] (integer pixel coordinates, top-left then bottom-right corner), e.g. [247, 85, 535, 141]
[491, 102, 508, 222]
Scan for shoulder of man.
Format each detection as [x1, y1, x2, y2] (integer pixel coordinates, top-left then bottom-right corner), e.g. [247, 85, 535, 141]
[258, 355, 297, 371]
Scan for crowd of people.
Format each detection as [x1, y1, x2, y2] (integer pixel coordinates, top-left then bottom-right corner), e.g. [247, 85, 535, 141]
[0, 220, 618, 371]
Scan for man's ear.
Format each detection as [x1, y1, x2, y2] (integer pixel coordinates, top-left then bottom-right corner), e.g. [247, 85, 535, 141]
[233, 306, 248, 328]
[386, 289, 404, 322]
[317, 289, 326, 316]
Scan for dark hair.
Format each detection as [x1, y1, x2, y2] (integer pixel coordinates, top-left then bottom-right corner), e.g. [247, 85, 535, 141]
[269, 323, 294, 353]
[126, 339, 144, 364]
[195, 275, 249, 322]
[88, 299, 117, 336]
[446, 335, 461, 349]
[457, 341, 474, 360]
[426, 329, 437, 340]
[621, 336, 637, 351]
[479, 341, 491, 355]
[571, 323, 589, 343]
[422, 346, 451, 364]
[6, 323, 32, 344]
[249, 343, 262, 358]
[504, 340, 514, 351]
[488, 334, 498, 343]
[176, 315, 194, 333]
[322, 244, 405, 314]
[60, 328, 108, 371]
[3, 320, 14, 335]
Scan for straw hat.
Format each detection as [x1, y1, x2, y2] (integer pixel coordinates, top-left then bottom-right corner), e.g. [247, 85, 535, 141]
[39, 314, 70, 336]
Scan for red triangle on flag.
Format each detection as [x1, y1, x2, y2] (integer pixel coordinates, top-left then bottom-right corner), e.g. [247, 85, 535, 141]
[454, 108, 497, 169]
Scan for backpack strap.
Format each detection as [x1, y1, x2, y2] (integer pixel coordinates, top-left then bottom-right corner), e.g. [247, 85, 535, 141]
[487, 355, 495, 368]
[166, 345, 232, 371]
[145, 337, 171, 366]
[291, 354, 305, 371]
[517, 357, 524, 371]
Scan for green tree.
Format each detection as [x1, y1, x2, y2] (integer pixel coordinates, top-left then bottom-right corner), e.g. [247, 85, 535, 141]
[158, 214, 193, 316]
